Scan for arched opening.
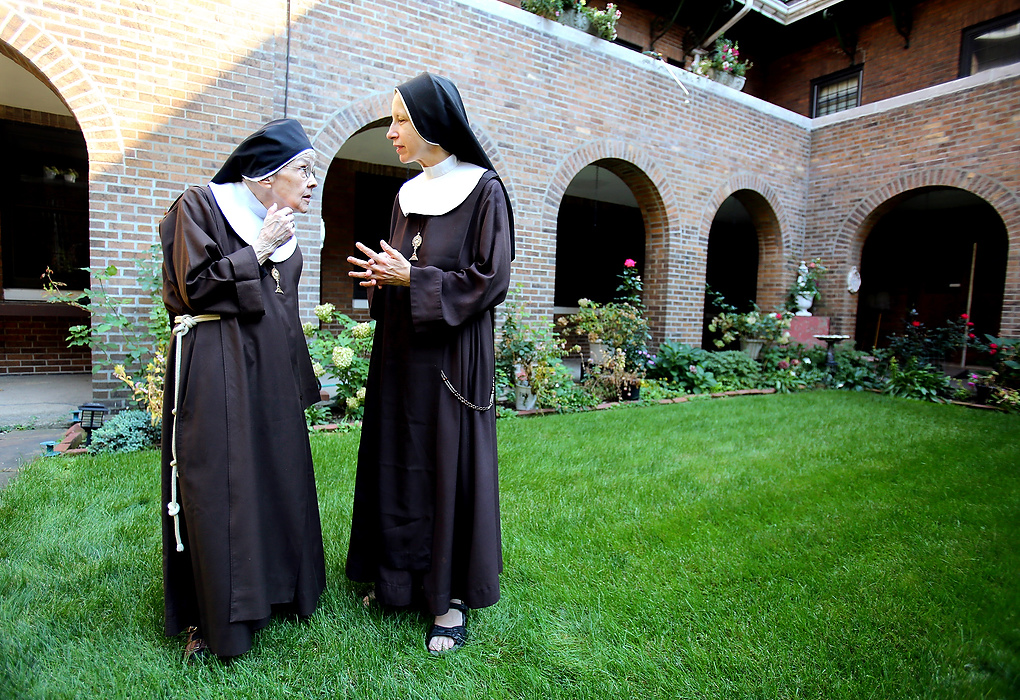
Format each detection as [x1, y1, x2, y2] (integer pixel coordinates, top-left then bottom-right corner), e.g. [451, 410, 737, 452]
[855, 187, 1008, 350]
[0, 43, 89, 374]
[554, 162, 646, 310]
[701, 190, 783, 349]
[319, 119, 419, 321]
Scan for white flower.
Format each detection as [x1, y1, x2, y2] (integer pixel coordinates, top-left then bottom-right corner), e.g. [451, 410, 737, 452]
[311, 362, 326, 378]
[332, 346, 355, 369]
[356, 387, 367, 401]
[314, 303, 335, 323]
[346, 395, 360, 410]
[302, 322, 315, 337]
[351, 322, 373, 339]
[804, 357, 811, 364]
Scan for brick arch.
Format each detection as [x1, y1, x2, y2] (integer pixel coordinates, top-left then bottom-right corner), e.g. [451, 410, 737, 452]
[832, 169, 1020, 336]
[0, 5, 124, 160]
[312, 91, 515, 204]
[542, 141, 677, 342]
[701, 174, 794, 312]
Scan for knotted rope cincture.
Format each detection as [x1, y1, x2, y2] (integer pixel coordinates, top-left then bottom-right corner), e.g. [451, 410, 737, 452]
[167, 313, 220, 553]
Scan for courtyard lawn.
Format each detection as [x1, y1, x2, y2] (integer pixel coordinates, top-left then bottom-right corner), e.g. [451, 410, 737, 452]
[1, 391, 1018, 699]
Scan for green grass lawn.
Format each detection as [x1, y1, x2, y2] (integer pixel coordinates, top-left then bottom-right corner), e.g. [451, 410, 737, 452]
[1, 391, 1018, 699]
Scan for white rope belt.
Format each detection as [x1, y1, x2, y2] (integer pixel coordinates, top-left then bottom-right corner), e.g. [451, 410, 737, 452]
[167, 313, 221, 552]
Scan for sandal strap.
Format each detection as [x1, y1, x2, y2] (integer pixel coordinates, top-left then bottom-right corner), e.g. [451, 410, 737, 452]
[448, 601, 468, 617]
[426, 623, 467, 647]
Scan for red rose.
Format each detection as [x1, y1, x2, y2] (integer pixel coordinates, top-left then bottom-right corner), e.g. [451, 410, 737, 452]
[912, 321, 921, 327]
[960, 313, 969, 319]
[969, 333, 976, 339]
[966, 322, 974, 326]
[624, 259, 636, 268]
[990, 349, 998, 355]
[775, 313, 782, 319]
[990, 343, 998, 349]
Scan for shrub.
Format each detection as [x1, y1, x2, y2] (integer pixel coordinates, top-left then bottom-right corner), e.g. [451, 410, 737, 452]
[883, 357, 951, 403]
[647, 342, 720, 394]
[88, 410, 160, 454]
[303, 304, 374, 421]
[702, 351, 762, 390]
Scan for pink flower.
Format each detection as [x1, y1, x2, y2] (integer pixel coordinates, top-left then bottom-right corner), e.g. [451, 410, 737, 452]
[990, 343, 998, 349]
[966, 321, 974, 326]
[775, 313, 782, 319]
[808, 262, 816, 268]
[991, 349, 998, 355]
[778, 360, 789, 369]
[960, 313, 969, 319]
[969, 333, 976, 339]
[624, 259, 636, 268]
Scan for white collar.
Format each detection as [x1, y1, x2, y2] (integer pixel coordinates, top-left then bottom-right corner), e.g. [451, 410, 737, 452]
[207, 181, 296, 263]
[398, 155, 487, 217]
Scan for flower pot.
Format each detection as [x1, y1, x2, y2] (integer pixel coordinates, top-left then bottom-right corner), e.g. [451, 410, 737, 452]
[63, 173, 77, 183]
[515, 384, 537, 411]
[706, 69, 746, 91]
[619, 382, 640, 401]
[558, 9, 593, 32]
[739, 337, 765, 360]
[588, 342, 610, 365]
[975, 384, 993, 405]
[794, 293, 814, 317]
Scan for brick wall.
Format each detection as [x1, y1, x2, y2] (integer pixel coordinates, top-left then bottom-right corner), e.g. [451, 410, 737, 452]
[808, 72, 1020, 337]
[764, 0, 1020, 116]
[0, 0, 1017, 397]
[0, 311, 90, 374]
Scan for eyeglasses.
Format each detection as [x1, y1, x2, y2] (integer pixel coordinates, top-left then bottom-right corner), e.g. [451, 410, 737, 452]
[285, 164, 317, 181]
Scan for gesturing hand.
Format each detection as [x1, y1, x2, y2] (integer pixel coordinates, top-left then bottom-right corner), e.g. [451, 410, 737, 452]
[254, 203, 295, 264]
[347, 240, 411, 288]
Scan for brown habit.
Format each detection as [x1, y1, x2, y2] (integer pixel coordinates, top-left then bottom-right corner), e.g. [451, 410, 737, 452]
[346, 173, 511, 615]
[160, 186, 325, 657]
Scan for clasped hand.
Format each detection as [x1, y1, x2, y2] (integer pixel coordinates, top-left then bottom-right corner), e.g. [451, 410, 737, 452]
[348, 241, 411, 287]
[254, 203, 295, 264]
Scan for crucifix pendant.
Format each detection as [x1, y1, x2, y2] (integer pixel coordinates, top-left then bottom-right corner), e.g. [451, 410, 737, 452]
[410, 233, 422, 261]
[271, 266, 284, 294]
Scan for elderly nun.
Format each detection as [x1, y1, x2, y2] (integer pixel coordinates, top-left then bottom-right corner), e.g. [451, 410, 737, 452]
[160, 118, 326, 660]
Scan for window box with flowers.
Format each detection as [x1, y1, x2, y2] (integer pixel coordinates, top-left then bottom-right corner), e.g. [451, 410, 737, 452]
[692, 36, 752, 91]
[521, 0, 621, 41]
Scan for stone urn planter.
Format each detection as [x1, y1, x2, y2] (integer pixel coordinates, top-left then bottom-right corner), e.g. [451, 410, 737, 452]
[739, 337, 766, 361]
[515, 384, 537, 411]
[794, 293, 814, 317]
[707, 69, 746, 91]
[588, 341, 610, 365]
[558, 9, 593, 32]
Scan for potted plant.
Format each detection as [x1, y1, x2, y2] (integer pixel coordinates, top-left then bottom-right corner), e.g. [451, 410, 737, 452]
[787, 258, 827, 316]
[586, 2, 621, 41]
[520, 0, 562, 20]
[497, 293, 576, 411]
[693, 35, 752, 90]
[62, 168, 79, 183]
[520, 0, 621, 40]
[560, 259, 650, 370]
[708, 298, 793, 360]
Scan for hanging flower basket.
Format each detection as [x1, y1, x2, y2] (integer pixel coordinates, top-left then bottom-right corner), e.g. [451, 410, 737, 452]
[558, 9, 592, 31]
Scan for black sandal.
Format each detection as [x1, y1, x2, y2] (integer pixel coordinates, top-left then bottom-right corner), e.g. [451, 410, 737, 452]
[425, 601, 468, 655]
[182, 626, 209, 662]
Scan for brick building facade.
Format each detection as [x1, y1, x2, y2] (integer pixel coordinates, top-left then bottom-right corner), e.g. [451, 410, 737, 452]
[1, 0, 1018, 400]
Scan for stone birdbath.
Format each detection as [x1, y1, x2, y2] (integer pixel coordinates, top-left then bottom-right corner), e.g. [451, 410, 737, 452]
[814, 334, 850, 372]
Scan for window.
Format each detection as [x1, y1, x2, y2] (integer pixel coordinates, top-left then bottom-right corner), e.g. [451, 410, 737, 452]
[811, 65, 862, 117]
[960, 10, 1020, 78]
[0, 119, 89, 296]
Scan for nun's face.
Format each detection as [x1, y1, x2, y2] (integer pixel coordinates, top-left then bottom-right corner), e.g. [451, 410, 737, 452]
[388, 93, 445, 167]
[262, 154, 317, 213]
